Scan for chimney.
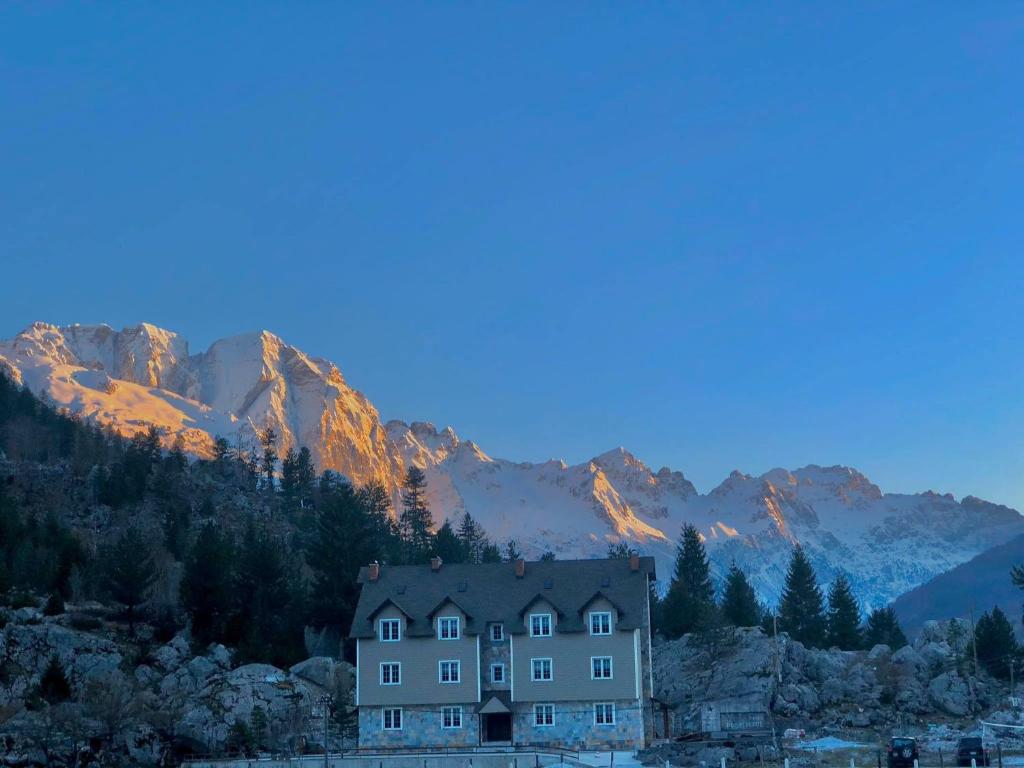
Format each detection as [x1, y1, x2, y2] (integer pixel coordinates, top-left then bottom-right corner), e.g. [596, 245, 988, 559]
[515, 558, 526, 578]
[431, 556, 443, 572]
[629, 553, 640, 572]
[368, 561, 380, 582]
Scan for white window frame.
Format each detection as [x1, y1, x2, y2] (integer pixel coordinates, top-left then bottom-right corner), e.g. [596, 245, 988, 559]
[529, 613, 552, 637]
[439, 659, 461, 684]
[534, 703, 554, 727]
[442, 706, 463, 729]
[382, 707, 402, 730]
[589, 611, 612, 635]
[379, 662, 401, 686]
[591, 656, 613, 680]
[491, 663, 505, 683]
[379, 618, 401, 642]
[531, 657, 553, 682]
[438, 616, 460, 640]
[490, 623, 505, 641]
[594, 702, 616, 726]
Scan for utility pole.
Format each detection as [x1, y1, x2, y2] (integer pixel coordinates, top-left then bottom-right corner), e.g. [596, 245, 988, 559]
[773, 613, 782, 683]
[319, 694, 332, 768]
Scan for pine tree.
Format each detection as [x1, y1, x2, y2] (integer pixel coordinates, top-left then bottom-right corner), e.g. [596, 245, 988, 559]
[540, 551, 556, 561]
[295, 447, 316, 504]
[280, 448, 299, 507]
[307, 483, 385, 636]
[504, 540, 522, 562]
[259, 428, 277, 490]
[480, 542, 502, 563]
[974, 606, 1019, 679]
[721, 563, 761, 627]
[181, 523, 236, 647]
[38, 655, 71, 705]
[825, 573, 862, 649]
[104, 527, 158, 634]
[777, 545, 827, 648]
[862, 606, 908, 650]
[213, 435, 231, 464]
[607, 542, 632, 559]
[399, 466, 433, 563]
[434, 520, 466, 563]
[660, 523, 716, 638]
[457, 512, 487, 563]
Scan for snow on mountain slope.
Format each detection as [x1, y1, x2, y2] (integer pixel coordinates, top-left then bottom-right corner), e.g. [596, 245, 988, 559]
[2, 321, 1021, 610]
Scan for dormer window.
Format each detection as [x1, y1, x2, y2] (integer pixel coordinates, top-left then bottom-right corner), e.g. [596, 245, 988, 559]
[438, 616, 460, 640]
[530, 613, 552, 637]
[589, 611, 612, 635]
[490, 623, 505, 642]
[380, 618, 401, 642]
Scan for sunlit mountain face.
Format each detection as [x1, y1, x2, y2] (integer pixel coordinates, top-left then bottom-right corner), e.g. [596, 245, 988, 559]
[3, 321, 1022, 609]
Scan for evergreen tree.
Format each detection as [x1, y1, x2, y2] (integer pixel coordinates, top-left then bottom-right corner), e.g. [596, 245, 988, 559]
[720, 563, 761, 627]
[540, 550, 556, 561]
[280, 448, 299, 507]
[231, 523, 306, 666]
[504, 540, 522, 562]
[259, 428, 277, 490]
[295, 447, 316, 503]
[38, 655, 71, 705]
[607, 542, 632, 559]
[161, 496, 191, 560]
[103, 527, 157, 634]
[480, 542, 502, 563]
[777, 545, 827, 648]
[457, 512, 488, 563]
[974, 606, 1019, 679]
[213, 435, 231, 464]
[181, 523, 236, 647]
[399, 466, 433, 563]
[355, 481, 402, 563]
[862, 606, 908, 650]
[307, 482, 382, 636]
[433, 520, 466, 563]
[825, 573, 862, 649]
[660, 523, 716, 638]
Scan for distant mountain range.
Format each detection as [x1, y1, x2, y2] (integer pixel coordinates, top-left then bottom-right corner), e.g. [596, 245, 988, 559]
[3, 321, 1022, 611]
[893, 532, 1024, 639]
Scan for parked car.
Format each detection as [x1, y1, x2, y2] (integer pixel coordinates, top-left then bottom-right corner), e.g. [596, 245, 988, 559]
[887, 737, 920, 768]
[956, 737, 991, 766]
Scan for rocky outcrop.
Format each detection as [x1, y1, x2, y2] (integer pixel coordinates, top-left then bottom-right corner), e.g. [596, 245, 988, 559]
[651, 620, 1000, 735]
[0, 611, 354, 766]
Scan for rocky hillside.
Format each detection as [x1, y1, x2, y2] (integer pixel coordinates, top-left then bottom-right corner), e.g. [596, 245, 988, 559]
[645, 621, 1022, 765]
[0, 603, 354, 765]
[3, 321, 1023, 609]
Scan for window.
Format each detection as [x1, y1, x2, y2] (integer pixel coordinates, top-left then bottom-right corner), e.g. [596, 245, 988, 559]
[591, 656, 613, 680]
[380, 662, 401, 685]
[382, 708, 402, 730]
[442, 706, 463, 729]
[439, 660, 461, 683]
[380, 619, 400, 642]
[438, 616, 460, 640]
[534, 704, 554, 727]
[490, 623, 505, 641]
[594, 703, 615, 726]
[589, 611, 612, 635]
[529, 613, 552, 637]
[531, 658, 553, 681]
[491, 663, 505, 683]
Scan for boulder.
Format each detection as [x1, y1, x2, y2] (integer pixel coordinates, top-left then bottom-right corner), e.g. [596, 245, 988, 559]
[928, 671, 972, 716]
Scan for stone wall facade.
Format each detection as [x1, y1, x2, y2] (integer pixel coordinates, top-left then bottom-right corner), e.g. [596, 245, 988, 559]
[358, 705, 481, 749]
[511, 698, 644, 750]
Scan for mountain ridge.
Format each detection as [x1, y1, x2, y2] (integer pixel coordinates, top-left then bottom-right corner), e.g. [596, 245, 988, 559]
[3, 320, 1021, 610]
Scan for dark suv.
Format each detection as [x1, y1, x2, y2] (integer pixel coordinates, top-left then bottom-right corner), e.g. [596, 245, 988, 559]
[956, 737, 990, 767]
[887, 737, 920, 768]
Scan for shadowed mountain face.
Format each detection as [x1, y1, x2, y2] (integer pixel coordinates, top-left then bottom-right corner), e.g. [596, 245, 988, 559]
[892, 532, 1024, 639]
[3, 321, 1022, 610]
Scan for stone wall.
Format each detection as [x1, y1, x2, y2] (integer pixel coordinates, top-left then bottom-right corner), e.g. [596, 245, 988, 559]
[511, 698, 644, 750]
[358, 705, 481, 749]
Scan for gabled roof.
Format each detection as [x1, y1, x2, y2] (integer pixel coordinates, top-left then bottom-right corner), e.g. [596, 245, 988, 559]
[366, 596, 413, 621]
[349, 556, 656, 639]
[426, 595, 473, 620]
[517, 593, 565, 617]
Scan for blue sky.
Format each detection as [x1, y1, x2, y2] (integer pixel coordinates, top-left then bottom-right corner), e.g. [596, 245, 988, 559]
[2, 4, 1023, 507]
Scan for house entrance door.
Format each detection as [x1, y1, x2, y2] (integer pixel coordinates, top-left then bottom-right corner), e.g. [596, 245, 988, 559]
[482, 713, 512, 743]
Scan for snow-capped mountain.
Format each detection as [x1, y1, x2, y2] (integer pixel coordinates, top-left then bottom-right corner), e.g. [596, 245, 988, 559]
[3, 321, 1022, 610]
